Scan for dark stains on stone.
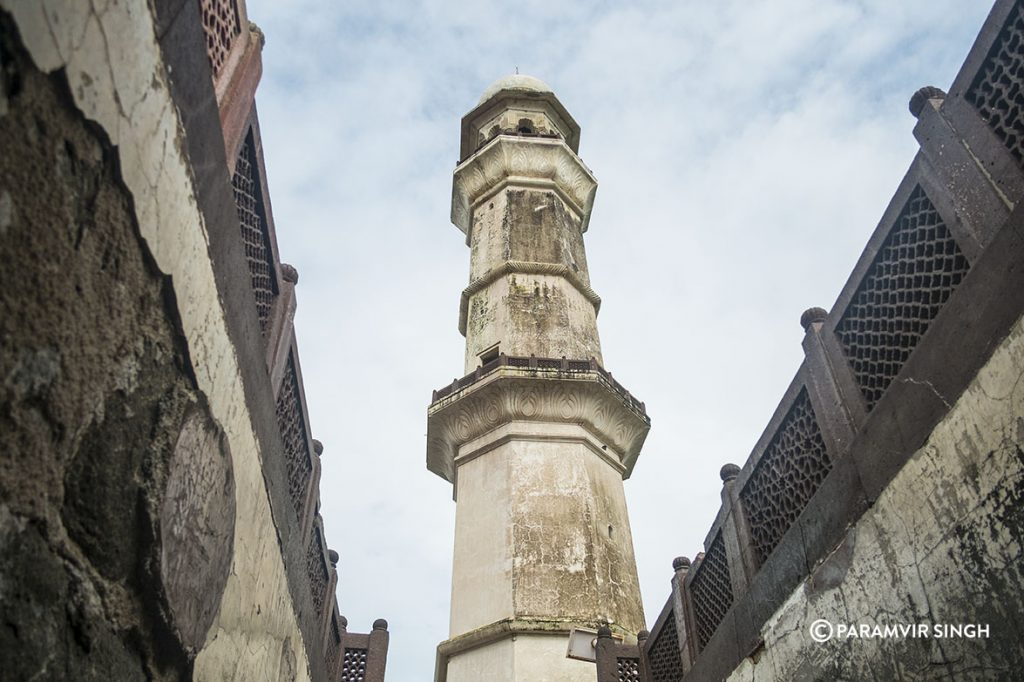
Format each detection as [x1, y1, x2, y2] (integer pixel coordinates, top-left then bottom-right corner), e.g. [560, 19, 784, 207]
[505, 189, 589, 284]
[0, 14, 230, 679]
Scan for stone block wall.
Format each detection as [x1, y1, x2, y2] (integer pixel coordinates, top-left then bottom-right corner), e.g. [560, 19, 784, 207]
[0, 1, 387, 679]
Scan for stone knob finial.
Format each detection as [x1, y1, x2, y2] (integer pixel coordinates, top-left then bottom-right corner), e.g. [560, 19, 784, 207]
[720, 463, 740, 482]
[373, 618, 389, 631]
[597, 624, 613, 638]
[637, 629, 650, 643]
[672, 556, 691, 572]
[909, 86, 946, 118]
[339, 615, 348, 630]
[313, 439, 324, 456]
[800, 306, 828, 331]
[281, 263, 299, 284]
[328, 549, 339, 566]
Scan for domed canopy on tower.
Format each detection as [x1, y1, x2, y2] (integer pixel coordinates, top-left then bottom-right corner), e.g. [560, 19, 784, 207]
[477, 74, 554, 105]
[459, 73, 581, 161]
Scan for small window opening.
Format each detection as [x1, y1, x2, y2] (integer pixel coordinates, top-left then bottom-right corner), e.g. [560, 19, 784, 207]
[607, 525, 614, 538]
[517, 118, 535, 134]
[479, 345, 500, 366]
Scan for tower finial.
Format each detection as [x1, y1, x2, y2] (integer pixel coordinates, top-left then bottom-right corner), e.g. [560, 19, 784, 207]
[515, 65, 519, 74]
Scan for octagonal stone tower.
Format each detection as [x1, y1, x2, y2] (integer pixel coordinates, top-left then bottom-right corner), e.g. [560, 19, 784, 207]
[427, 75, 649, 682]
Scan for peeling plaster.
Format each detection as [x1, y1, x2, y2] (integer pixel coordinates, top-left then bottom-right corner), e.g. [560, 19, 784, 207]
[0, 2, 311, 678]
[730, 315, 1024, 680]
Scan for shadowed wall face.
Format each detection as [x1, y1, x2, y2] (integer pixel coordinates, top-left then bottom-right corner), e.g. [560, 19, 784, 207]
[0, 16, 234, 679]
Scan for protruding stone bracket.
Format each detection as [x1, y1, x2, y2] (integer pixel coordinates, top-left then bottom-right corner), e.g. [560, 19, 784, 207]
[458, 260, 602, 336]
[426, 368, 650, 486]
[451, 136, 598, 238]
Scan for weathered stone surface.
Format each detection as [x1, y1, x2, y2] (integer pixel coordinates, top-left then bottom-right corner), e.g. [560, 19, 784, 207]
[728, 313, 1024, 681]
[427, 370, 649, 483]
[451, 136, 597, 236]
[160, 407, 235, 653]
[461, 188, 603, 370]
[436, 76, 647, 682]
[459, 74, 581, 160]
[0, 17, 196, 677]
[0, 2, 312, 679]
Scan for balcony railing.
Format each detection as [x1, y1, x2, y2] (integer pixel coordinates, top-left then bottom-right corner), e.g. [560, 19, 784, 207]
[431, 353, 647, 418]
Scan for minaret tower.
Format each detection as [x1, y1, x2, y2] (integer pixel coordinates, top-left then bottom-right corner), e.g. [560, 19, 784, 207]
[427, 75, 650, 681]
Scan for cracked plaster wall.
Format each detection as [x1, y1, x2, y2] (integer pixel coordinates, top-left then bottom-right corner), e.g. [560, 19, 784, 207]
[464, 189, 602, 372]
[0, 2, 310, 679]
[727, 312, 1024, 680]
[447, 433, 644, 681]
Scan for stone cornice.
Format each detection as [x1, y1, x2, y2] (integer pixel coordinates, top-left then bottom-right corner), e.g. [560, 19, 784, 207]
[458, 260, 602, 336]
[426, 369, 650, 485]
[454, 421, 626, 478]
[434, 617, 636, 682]
[451, 136, 598, 238]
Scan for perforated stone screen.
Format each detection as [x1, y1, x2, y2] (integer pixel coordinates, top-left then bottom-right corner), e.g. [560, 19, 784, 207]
[689, 532, 733, 650]
[616, 656, 642, 682]
[341, 647, 368, 682]
[835, 186, 970, 410]
[275, 354, 312, 517]
[199, 0, 240, 78]
[306, 528, 328, 617]
[232, 130, 278, 333]
[326, 619, 341, 680]
[740, 388, 830, 566]
[966, 3, 1024, 165]
[646, 610, 683, 682]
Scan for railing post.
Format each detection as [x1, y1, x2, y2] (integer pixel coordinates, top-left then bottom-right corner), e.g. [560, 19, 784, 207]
[267, 263, 297, 385]
[324, 549, 339, 639]
[594, 626, 616, 682]
[366, 619, 390, 681]
[800, 307, 867, 459]
[911, 89, 1011, 257]
[671, 556, 697, 673]
[636, 628, 650, 681]
[719, 463, 758, 593]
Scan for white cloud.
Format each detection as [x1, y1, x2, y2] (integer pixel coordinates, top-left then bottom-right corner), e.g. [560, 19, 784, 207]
[243, 1, 993, 677]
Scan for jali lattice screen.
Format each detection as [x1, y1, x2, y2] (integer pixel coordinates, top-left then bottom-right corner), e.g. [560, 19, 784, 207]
[835, 186, 970, 410]
[646, 609, 683, 682]
[689, 532, 733, 650]
[232, 130, 278, 333]
[199, 0, 240, 78]
[275, 353, 313, 517]
[740, 388, 831, 566]
[966, 2, 1024, 166]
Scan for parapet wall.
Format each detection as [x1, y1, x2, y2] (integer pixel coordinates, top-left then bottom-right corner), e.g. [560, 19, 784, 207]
[0, 1, 386, 679]
[610, 1, 1024, 680]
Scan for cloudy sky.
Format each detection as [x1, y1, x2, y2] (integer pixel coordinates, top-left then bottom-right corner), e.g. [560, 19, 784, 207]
[242, 1, 992, 677]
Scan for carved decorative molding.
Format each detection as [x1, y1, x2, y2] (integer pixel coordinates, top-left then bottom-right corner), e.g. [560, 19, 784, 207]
[451, 137, 598, 236]
[426, 368, 650, 484]
[458, 260, 602, 336]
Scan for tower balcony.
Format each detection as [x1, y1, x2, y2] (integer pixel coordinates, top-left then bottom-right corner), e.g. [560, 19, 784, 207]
[426, 354, 650, 487]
